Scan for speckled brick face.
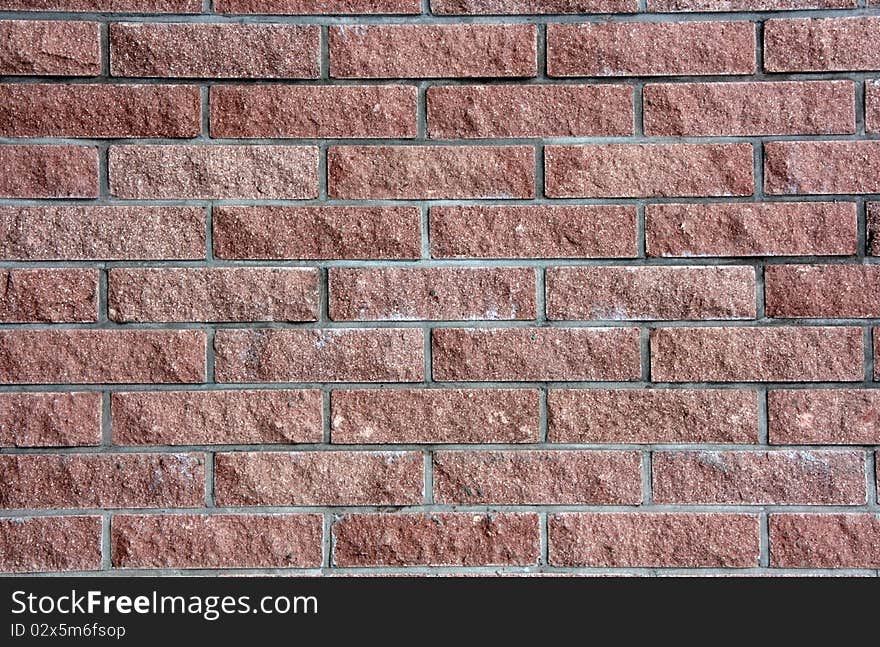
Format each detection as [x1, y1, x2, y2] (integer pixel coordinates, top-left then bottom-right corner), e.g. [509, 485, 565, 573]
[1, 1, 878, 580]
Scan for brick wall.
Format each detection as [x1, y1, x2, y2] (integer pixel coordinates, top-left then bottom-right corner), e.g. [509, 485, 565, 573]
[0, 1, 879, 577]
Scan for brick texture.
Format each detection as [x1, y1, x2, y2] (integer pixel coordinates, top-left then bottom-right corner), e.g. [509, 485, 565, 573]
[2, 2, 879, 577]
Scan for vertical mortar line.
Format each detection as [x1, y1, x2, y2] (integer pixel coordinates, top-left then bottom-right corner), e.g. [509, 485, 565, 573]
[318, 145, 329, 201]
[639, 327, 651, 382]
[539, 512, 549, 567]
[757, 387, 769, 445]
[755, 263, 766, 320]
[322, 391, 332, 444]
[101, 514, 111, 571]
[856, 79, 866, 137]
[423, 325, 433, 383]
[536, 267, 546, 323]
[759, 512, 770, 568]
[420, 205, 431, 259]
[206, 327, 216, 383]
[98, 265, 109, 324]
[534, 142, 545, 199]
[637, 203, 647, 259]
[538, 387, 549, 443]
[753, 138, 764, 200]
[633, 82, 644, 137]
[320, 25, 330, 81]
[98, 143, 110, 199]
[323, 514, 333, 569]
[206, 203, 215, 263]
[641, 450, 652, 506]
[417, 81, 428, 140]
[421, 0, 430, 15]
[101, 391, 112, 448]
[864, 325, 874, 385]
[867, 450, 878, 508]
[100, 22, 110, 77]
[201, 85, 210, 139]
[857, 198, 867, 259]
[423, 450, 434, 504]
[754, 20, 764, 76]
[204, 452, 215, 507]
[536, 22, 547, 80]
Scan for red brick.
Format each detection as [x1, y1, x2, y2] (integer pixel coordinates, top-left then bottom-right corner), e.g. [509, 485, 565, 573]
[433, 450, 642, 505]
[0, 453, 205, 509]
[109, 145, 319, 199]
[109, 268, 319, 323]
[0, 146, 98, 198]
[112, 390, 323, 446]
[548, 389, 758, 444]
[430, 205, 638, 259]
[330, 24, 537, 78]
[110, 23, 320, 79]
[0, 84, 201, 138]
[649, 0, 855, 9]
[867, 80, 880, 134]
[428, 85, 633, 138]
[0, 269, 97, 323]
[329, 267, 536, 321]
[329, 146, 534, 199]
[876, 328, 880, 380]
[0, 206, 205, 261]
[214, 451, 423, 506]
[211, 85, 417, 139]
[333, 513, 539, 566]
[0, 392, 102, 448]
[646, 202, 858, 258]
[0, 0, 201, 10]
[766, 265, 880, 318]
[112, 514, 322, 569]
[764, 17, 880, 72]
[770, 514, 880, 568]
[650, 326, 863, 382]
[545, 144, 753, 198]
[871, 203, 880, 256]
[653, 450, 866, 504]
[217, 0, 420, 11]
[644, 81, 854, 136]
[432, 0, 637, 12]
[0, 516, 101, 573]
[214, 206, 420, 260]
[432, 327, 640, 381]
[547, 22, 755, 77]
[550, 513, 760, 568]
[331, 389, 540, 444]
[769, 389, 880, 445]
[0, 21, 100, 76]
[765, 141, 880, 195]
[0, 330, 206, 384]
[214, 329, 423, 383]
[547, 266, 756, 321]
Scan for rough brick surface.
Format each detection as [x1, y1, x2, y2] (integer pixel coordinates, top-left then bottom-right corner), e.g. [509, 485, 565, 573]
[0, 1, 201, 10]
[548, 389, 758, 444]
[0, 146, 98, 198]
[646, 202, 858, 257]
[432, 0, 638, 12]
[333, 513, 540, 566]
[214, 451, 424, 505]
[331, 389, 540, 444]
[650, 0, 854, 9]
[770, 514, 880, 568]
[765, 265, 880, 318]
[0, 392, 102, 448]
[112, 390, 323, 445]
[769, 389, 880, 445]
[216, 0, 421, 12]
[869, 203, 880, 256]
[0, 516, 101, 574]
[432, 450, 642, 504]
[764, 17, 880, 72]
[550, 513, 760, 567]
[0, 21, 101, 76]
[0, 269, 97, 323]
[765, 141, 880, 195]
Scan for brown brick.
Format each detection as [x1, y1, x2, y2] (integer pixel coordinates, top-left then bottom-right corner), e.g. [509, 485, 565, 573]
[0, 206, 205, 261]
[109, 145, 319, 199]
[0, 453, 205, 509]
[765, 141, 880, 195]
[217, 0, 420, 11]
[108, 268, 319, 323]
[329, 24, 537, 78]
[650, 326, 863, 382]
[213, 206, 420, 260]
[215, 329, 423, 383]
[0, 330, 206, 384]
[433, 450, 642, 505]
[0, 84, 201, 138]
[0, 21, 100, 76]
[432, 327, 641, 382]
[653, 450, 866, 505]
[547, 266, 756, 321]
[769, 389, 880, 445]
[112, 390, 323, 446]
[646, 202, 858, 258]
[0, 0, 201, 10]
[0, 269, 97, 323]
[432, 0, 637, 12]
[211, 85, 418, 139]
[112, 514, 322, 569]
[547, 21, 755, 77]
[0, 146, 98, 198]
[430, 205, 638, 259]
[331, 389, 540, 444]
[771, 514, 880, 568]
[0, 392, 102, 448]
[868, 80, 880, 134]
[0, 516, 101, 573]
[766, 265, 880, 318]
[644, 81, 854, 136]
[110, 23, 320, 78]
[549, 389, 759, 444]
[649, 0, 855, 11]
[329, 268, 536, 321]
[764, 17, 880, 72]
[428, 85, 633, 138]
[545, 144, 753, 198]
[329, 146, 534, 199]
[550, 513, 760, 568]
[333, 513, 540, 566]
[214, 451, 423, 506]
